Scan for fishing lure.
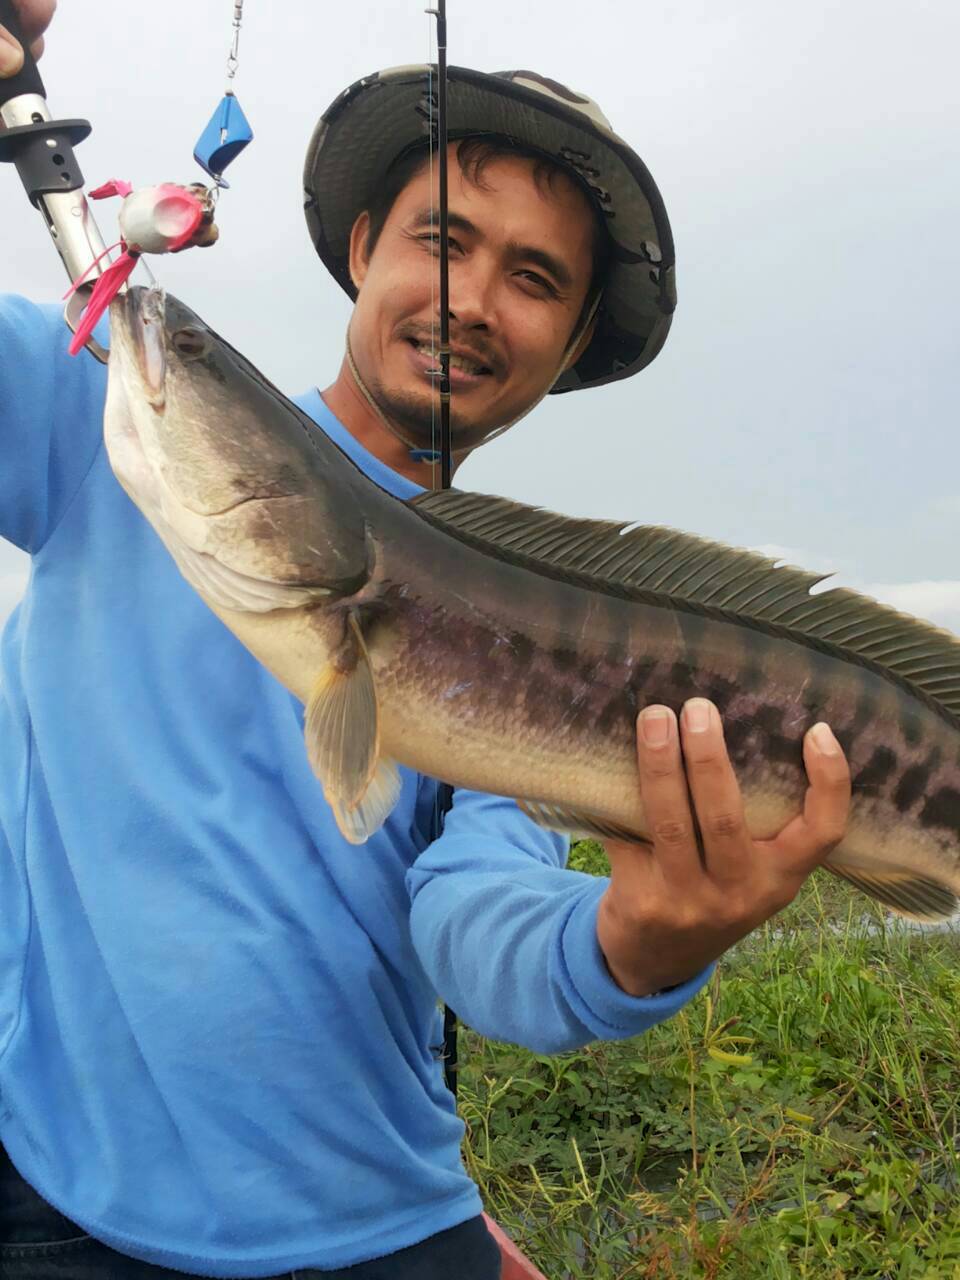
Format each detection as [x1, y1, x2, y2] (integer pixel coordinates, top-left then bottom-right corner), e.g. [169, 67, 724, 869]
[62, 0, 253, 356]
[63, 181, 219, 355]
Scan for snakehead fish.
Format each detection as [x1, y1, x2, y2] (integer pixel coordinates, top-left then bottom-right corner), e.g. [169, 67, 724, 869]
[103, 286, 960, 922]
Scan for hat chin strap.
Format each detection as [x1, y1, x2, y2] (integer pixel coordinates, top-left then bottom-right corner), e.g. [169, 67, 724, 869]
[469, 291, 601, 449]
[344, 293, 600, 465]
[345, 322, 424, 455]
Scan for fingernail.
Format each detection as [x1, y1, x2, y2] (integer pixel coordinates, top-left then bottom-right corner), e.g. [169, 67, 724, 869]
[640, 706, 673, 747]
[0, 31, 24, 76]
[810, 722, 840, 755]
[683, 698, 714, 733]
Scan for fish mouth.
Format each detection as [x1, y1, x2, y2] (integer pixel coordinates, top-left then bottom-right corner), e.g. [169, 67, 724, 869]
[123, 285, 168, 406]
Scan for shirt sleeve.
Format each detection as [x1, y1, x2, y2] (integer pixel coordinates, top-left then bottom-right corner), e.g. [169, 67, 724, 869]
[0, 295, 107, 553]
[406, 788, 713, 1054]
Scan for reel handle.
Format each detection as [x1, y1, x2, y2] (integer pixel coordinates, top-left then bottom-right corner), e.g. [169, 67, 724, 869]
[0, 0, 46, 106]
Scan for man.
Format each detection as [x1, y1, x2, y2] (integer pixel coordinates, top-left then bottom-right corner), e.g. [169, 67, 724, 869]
[0, 7, 851, 1278]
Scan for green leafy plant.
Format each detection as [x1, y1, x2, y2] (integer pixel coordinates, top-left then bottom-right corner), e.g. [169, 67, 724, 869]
[461, 848, 960, 1278]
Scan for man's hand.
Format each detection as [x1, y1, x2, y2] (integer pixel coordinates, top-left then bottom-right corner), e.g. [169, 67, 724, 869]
[0, 0, 56, 77]
[597, 698, 851, 997]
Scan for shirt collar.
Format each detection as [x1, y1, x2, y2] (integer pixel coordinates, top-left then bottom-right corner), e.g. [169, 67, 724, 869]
[292, 388, 425, 501]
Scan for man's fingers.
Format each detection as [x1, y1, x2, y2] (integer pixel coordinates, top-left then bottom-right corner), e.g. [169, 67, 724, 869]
[11, 0, 56, 43]
[634, 705, 704, 880]
[0, 25, 24, 76]
[678, 698, 749, 881]
[0, 1, 56, 74]
[771, 722, 851, 871]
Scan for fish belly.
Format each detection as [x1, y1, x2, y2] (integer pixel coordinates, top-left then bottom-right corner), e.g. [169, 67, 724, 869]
[211, 603, 334, 705]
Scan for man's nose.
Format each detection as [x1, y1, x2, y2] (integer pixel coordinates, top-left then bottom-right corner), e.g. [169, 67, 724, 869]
[443, 256, 495, 331]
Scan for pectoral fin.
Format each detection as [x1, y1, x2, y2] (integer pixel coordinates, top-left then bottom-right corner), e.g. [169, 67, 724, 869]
[305, 613, 380, 808]
[517, 799, 643, 844]
[332, 759, 402, 845]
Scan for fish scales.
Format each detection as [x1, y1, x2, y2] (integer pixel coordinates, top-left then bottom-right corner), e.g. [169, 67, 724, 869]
[366, 510, 960, 861]
[103, 286, 960, 920]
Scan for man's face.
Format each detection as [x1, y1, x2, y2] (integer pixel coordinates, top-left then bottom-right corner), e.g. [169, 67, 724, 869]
[347, 146, 597, 450]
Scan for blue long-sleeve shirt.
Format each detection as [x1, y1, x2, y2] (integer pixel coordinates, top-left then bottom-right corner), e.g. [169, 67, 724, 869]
[0, 295, 710, 1276]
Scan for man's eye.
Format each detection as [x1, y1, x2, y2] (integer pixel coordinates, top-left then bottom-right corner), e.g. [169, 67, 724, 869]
[419, 233, 463, 253]
[518, 271, 557, 296]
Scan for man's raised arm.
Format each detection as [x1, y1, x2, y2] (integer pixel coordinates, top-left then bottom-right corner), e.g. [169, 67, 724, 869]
[0, 2, 109, 555]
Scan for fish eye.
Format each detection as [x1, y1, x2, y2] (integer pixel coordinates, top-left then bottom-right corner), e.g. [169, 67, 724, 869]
[171, 327, 209, 359]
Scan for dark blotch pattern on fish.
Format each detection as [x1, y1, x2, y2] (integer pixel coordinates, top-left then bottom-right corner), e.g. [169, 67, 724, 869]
[853, 746, 898, 792]
[629, 657, 658, 697]
[920, 787, 960, 832]
[753, 705, 784, 736]
[705, 674, 738, 714]
[801, 682, 829, 718]
[509, 632, 536, 665]
[597, 691, 636, 737]
[723, 718, 754, 759]
[740, 662, 765, 693]
[763, 734, 801, 766]
[894, 764, 930, 813]
[901, 710, 923, 747]
[670, 661, 699, 698]
[551, 645, 577, 671]
[848, 692, 877, 739]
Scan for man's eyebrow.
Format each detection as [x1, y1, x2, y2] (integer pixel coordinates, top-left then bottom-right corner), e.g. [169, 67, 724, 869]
[410, 207, 479, 237]
[409, 207, 574, 291]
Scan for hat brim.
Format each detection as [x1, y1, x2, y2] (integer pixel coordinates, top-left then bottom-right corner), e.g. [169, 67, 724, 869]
[303, 65, 675, 393]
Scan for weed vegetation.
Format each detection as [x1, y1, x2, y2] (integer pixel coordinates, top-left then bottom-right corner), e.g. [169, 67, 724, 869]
[460, 841, 960, 1278]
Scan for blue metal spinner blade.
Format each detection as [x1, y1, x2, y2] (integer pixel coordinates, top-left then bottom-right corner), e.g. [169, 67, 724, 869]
[193, 92, 253, 184]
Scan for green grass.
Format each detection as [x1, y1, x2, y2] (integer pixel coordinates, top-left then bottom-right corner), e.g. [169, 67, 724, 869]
[460, 842, 960, 1278]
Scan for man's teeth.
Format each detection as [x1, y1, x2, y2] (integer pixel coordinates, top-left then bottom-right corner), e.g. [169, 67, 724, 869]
[413, 341, 487, 375]
[450, 354, 485, 374]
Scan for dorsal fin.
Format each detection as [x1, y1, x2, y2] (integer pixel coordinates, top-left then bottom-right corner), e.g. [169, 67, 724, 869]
[410, 489, 960, 719]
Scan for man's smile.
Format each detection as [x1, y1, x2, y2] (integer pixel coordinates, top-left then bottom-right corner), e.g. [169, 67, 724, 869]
[403, 336, 498, 390]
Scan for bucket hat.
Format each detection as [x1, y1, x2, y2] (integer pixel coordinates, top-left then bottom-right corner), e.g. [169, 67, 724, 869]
[304, 66, 675, 394]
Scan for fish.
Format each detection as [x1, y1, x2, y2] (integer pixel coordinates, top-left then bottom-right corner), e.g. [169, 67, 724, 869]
[103, 285, 960, 922]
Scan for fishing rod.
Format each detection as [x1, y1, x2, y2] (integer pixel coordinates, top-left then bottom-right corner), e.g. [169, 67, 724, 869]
[424, 0, 460, 1102]
[428, 0, 453, 491]
[0, 0, 111, 360]
[420, 20, 551, 1273]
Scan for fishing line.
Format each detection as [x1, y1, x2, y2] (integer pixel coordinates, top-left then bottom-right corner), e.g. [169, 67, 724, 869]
[431, 0, 452, 490]
[343, 8, 449, 477]
[193, 0, 254, 191]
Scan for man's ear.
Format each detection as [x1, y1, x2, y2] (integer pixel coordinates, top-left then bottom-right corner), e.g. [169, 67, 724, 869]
[348, 211, 372, 292]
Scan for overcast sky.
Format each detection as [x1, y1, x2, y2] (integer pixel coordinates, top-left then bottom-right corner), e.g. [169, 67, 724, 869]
[1, 0, 958, 633]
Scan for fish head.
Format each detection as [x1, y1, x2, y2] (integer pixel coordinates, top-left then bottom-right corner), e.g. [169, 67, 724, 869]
[105, 286, 370, 611]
